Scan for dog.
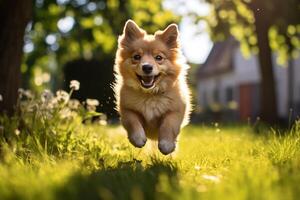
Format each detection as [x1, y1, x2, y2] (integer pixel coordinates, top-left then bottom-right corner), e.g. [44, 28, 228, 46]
[113, 20, 191, 155]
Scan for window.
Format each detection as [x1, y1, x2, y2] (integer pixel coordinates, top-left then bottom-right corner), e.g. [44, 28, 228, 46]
[213, 88, 219, 103]
[202, 90, 207, 106]
[226, 87, 234, 102]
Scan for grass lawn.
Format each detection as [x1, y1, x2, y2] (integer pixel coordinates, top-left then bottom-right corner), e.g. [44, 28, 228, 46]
[0, 123, 299, 200]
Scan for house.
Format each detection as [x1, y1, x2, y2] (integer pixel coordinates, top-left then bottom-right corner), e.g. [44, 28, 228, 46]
[196, 37, 300, 122]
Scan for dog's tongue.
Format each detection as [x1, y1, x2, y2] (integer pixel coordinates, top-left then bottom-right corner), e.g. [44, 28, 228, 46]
[141, 76, 154, 87]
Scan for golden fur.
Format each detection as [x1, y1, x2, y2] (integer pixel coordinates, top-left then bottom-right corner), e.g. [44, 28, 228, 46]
[113, 20, 191, 155]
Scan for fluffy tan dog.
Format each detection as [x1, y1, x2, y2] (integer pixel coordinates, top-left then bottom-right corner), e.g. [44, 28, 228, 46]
[114, 20, 191, 155]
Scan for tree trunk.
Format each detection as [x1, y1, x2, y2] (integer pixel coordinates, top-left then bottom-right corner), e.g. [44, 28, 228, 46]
[251, 3, 278, 124]
[0, 0, 32, 115]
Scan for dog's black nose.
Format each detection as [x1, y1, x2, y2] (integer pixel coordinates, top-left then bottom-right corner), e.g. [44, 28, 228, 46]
[142, 64, 153, 74]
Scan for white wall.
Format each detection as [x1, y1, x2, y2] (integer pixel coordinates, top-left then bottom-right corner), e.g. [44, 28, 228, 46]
[233, 49, 261, 84]
[197, 78, 215, 107]
[293, 58, 300, 104]
[197, 72, 237, 107]
[273, 57, 288, 118]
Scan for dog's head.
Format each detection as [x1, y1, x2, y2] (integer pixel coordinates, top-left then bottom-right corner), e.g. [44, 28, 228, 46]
[115, 20, 184, 93]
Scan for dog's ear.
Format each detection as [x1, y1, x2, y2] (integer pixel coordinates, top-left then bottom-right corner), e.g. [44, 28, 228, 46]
[119, 20, 145, 47]
[155, 24, 179, 49]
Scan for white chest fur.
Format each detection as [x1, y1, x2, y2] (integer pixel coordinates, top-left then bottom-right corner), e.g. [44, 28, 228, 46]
[141, 95, 171, 122]
[124, 92, 172, 122]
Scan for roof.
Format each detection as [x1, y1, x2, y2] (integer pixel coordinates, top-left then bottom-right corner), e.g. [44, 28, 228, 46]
[197, 37, 238, 80]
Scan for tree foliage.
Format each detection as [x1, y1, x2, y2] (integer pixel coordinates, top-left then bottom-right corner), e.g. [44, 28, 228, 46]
[203, 0, 300, 64]
[23, 0, 179, 90]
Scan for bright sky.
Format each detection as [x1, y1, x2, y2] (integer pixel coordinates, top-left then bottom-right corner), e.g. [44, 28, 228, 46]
[164, 0, 213, 64]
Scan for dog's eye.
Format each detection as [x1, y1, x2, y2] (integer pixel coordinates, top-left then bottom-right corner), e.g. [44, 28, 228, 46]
[133, 54, 141, 61]
[155, 55, 163, 61]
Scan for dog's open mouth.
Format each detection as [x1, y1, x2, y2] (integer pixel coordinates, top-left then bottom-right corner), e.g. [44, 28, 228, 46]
[136, 74, 160, 89]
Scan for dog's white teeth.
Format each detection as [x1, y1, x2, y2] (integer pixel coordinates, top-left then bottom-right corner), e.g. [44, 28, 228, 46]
[141, 79, 154, 86]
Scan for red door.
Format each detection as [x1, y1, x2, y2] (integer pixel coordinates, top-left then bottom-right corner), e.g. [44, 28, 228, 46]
[239, 84, 253, 121]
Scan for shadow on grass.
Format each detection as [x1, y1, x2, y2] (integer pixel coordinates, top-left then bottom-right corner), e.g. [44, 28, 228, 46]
[56, 158, 179, 200]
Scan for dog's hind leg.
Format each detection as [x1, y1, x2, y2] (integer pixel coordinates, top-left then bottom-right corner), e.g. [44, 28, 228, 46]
[121, 109, 147, 148]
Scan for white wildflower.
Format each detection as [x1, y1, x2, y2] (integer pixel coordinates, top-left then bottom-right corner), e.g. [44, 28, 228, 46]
[69, 80, 80, 91]
[59, 108, 73, 119]
[68, 99, 80, 110]
[56, 90, 69, 103]
[41, 89, 53, 103]
[47, 98, 58, 109]
[86, 99, 99, 106]
[18, 88, 25, 94]
[99, 119, 107, 126]
[24, 90, 34, 99]
[15, 129, 20, 136]
[86, 98, 99, 111]
[41, 111, 53, 120]
[25, 103, 37, 113]
[0, 94, 2, 101]
[18, 88, 25, 98]
[98, 114, 107, 125]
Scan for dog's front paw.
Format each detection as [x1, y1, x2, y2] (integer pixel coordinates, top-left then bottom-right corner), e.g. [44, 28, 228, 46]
[128, 132, 147, 148]
[158, 140, 176, 155]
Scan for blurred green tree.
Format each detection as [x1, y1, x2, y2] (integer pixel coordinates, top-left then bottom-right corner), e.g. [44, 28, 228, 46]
[25, 0, 178, 84]
[200, 0, 300, 123]
[0, 0, 179, 116]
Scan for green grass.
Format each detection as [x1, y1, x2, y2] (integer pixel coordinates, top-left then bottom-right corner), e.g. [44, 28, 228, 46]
[0, 87, 299, 199]
[0, 123, 300, 200]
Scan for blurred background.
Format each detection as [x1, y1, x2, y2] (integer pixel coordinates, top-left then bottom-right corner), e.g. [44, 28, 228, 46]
[0, 0, 299, 125]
